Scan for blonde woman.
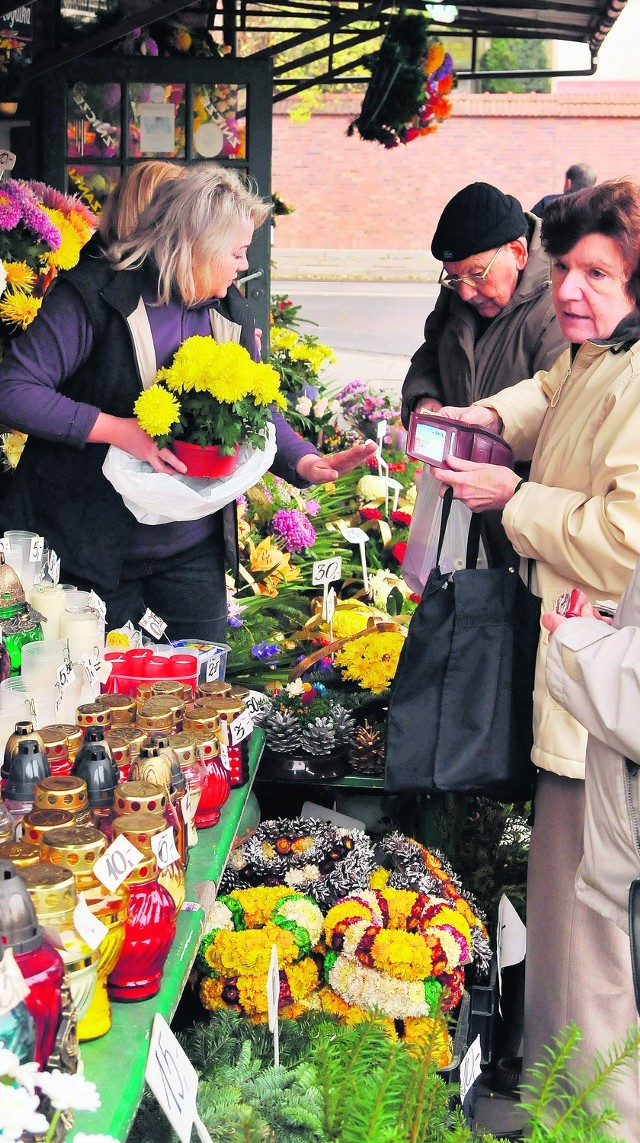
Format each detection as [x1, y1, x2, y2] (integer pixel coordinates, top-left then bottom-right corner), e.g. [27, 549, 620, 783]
[0, 163, 375, 639]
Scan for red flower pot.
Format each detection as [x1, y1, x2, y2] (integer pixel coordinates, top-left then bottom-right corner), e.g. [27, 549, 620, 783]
[172, 441, 240, 478]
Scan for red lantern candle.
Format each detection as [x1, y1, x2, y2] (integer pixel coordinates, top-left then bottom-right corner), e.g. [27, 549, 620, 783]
[193, 740, 230, 828]
[107, 852, 176, 1002]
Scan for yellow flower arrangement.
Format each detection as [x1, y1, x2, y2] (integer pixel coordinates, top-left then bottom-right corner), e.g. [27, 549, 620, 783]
[3, 261, 36, 291]
[198, 885, 324, 1021]
[334, 630, 405, 694]
[41, 207, 83, 270]
[0, 293, 41, 330]
[134, 335, 285, 455]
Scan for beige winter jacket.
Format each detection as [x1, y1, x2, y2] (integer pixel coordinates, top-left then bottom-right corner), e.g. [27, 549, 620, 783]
[478, 328, 640, 780]
[546, 562, 640, 933]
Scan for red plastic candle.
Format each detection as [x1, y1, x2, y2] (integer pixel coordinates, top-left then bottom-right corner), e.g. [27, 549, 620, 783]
[107, 853, 176, 1002]
[193, 749, 230, 828]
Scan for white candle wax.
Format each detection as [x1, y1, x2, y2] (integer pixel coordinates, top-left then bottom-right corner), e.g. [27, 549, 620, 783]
[60, 607, 101, 658]
[28, 585, 66, 641]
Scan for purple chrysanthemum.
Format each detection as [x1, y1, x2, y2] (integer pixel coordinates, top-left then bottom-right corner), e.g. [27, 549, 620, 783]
[0, 183, 21, 230]
[10, 181, 61, 248]
[272, 508, 317, 553]
[305, 498, 320, 517]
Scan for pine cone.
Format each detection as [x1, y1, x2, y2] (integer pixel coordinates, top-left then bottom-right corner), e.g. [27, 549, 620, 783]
[331, 705, 356, 748]
[299, 716, 337, 757]
[348, 720, 385, 775]
[264, 710, 301, 755]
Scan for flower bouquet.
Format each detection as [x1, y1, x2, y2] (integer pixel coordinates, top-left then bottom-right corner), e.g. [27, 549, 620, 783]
[103, 335, 282, 523]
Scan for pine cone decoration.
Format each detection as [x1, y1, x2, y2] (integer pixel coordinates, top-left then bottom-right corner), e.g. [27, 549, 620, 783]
[264, 710, 301, 755]
[348, 720, 385, 775]
[299, 716, 337, 757]
[331, 705, 356, 748]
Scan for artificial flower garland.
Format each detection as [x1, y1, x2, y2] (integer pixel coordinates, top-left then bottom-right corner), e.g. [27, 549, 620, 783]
[198, 886, 324, 1020]
[220, 817, 376, 908]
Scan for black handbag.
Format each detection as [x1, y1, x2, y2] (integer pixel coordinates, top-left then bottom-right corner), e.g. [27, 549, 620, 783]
[385, 488, 539, 801]
[629, 878, 640, 1016]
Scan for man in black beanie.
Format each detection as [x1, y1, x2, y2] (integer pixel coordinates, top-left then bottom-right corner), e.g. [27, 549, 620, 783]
[401, 181, 566, 425]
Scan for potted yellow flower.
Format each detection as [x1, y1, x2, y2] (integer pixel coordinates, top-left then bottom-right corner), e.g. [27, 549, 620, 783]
[134, 335, 285, 478]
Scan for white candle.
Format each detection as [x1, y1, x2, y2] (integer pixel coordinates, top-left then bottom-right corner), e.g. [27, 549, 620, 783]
[60, 607, 101, 659]
[28, 585, 66, 641]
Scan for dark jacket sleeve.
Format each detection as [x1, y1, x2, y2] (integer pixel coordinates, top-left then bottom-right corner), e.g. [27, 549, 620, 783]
[400, 287, 452, 427]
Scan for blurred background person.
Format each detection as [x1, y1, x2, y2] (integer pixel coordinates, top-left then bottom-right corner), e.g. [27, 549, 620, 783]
[531, 161, 597, 218]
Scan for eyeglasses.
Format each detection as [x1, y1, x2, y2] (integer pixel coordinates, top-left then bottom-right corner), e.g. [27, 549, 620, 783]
[438, 246, 504, 291]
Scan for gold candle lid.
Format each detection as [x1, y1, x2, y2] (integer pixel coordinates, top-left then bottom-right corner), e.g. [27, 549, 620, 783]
[54, 724, 83, 761]
[107, 725, 146, 759]
[0, 840, 41, 868]
[195, 696, 245, 719]
[190, 728, 220, 759]
[151, 680, 185, 698]
[197, 681, 232, 699]
[95, 694, 136, 725]
[169, 733, 198, 766]
[136, 698, 174, 731]
[113, 780, 167, 816]
[38, 726, 70, 765]
[23, 808, 76, 845]
[112, 811, 166, 852]
[127, 850, 160, 885]
[34, 775, 88, 814]
[228, 686, 251, 701]
[40, 825, 108, 876]
[184, 706, 221, 734]
[136, 682, 154, 703]
[76, 702, 112, 730]
[20, 861, 77, 917]
[106, 734, 131, 768]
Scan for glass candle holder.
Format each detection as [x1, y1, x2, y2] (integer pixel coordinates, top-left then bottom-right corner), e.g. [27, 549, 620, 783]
[20, 639, 66, 691]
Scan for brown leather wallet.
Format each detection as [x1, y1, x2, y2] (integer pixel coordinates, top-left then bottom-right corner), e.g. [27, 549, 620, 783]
[406, 412, 514, 470]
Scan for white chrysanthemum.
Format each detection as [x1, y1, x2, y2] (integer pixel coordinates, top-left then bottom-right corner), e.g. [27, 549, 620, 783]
[295, 395, 312, 417]
[207, 900, 234, 932]
[0, 260, 7, 298]
[0, 1049, 40, 1091]
[0, 1084, 49, 1141]
[36, 1069, 101, 1112]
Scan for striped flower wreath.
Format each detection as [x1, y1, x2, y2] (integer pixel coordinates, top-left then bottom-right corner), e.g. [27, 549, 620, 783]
[198, 885, 324, 1020]
[219, 816, 376, 907]
[320, 886, 473, 1062]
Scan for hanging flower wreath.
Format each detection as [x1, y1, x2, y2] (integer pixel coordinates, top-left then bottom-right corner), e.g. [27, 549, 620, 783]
[320, 885, 473, 1061]
[219, 816, 376, 908]
[348, 13, 455, 149]
[198, 885, 324, 1020]
[375, 832, 492, 972]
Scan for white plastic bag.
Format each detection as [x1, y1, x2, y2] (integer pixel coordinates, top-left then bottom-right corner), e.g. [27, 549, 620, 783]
[402, 469, 486, 595]
[102, 424, 276, 525]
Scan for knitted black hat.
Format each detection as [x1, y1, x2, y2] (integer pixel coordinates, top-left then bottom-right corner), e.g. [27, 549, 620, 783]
[431, 182, 527, 262]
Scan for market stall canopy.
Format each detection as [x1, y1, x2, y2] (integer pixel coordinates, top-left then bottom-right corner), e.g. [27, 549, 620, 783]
[15, 0, 627, 86]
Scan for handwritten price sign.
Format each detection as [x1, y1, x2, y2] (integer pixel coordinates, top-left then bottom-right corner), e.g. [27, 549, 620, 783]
[312, 557, 342, 586]
[93, 836, 143, 892]
[146, 1013, 212, 1143]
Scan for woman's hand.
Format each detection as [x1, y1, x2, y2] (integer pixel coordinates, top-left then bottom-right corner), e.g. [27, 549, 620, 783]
[542, 601, 612, 635]
[296, 440, 378, 483]
[435, 405, 503, 433]
[430, 454, 520, 512]
[88, 414, 187, 474]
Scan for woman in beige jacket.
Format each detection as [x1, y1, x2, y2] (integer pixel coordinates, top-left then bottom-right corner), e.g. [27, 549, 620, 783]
[430, 178, 640, 1128]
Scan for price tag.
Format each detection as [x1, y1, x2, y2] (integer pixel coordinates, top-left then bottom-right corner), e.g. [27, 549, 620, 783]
[29, 536, 44, 564]
[140, 608, 168, 640]
[79, 652, 99, 688]
[386, 478, 403, 514]
[244, 690, 270, 718]
[0, 538, 7, 554]
[145, 1013, 203, 1143]
[219, 741, 230, 770]
[88, 590, 107, 620]
[205, 654, 221, 682]
[181, 787, 193, 824]
[93, 836, 143, 892]
[459, 1035, 482, 1104]
[57, 661, 77, 690]
[151, 827, 180, 870]
[312, 556, 342, 586]
[339, 524, 370, 593]
[42, 925, 66, 951]
[230, 708, 254, 746]
[376, 418, 388, 443]
[266, 944, 280, 1067]
[0, 948, 29, 1017]
[47, 549, 61, 585]
[73, 895, 108, 951]
[0, 150, 16, 174]
[121, 619, 141, 647]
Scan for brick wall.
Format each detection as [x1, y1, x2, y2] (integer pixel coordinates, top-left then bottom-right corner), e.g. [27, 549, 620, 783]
[271, 88, 640, 250]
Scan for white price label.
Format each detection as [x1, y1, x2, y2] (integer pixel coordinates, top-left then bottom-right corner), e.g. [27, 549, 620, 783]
[229, 708, 254, 746]
[73, 895, 108, 951]
[151, 827, 180, 870]
[219, 741, 230, 770]
[0, 538, 7, 554]
[88, 590, 107, 619]
[339, 525, 370, 546]
[29, 536, 44, 563]
[312, 557, 342, 586]
[325, 586, 336, 625]
[459, 1035, 482, 1104]
[121, 619, 141, 646]
[140, 608, 168, 640]
[47, 549, 60, 585]
[145, 1013, 202, 1143]
[42, 925, 66, 951]
[93, 836, 143, 892]
[266, 944, 280, 1067]
[0, 948, 29, 1017]
[376, 418, 388, 442]
[205, 654, 221, 682]
[181, 788, 193, 825]
[0, 150, 16, 173]
[79, 652, 100, 688]
[57, 661, 77, 690]
[244, 690, 270, 718]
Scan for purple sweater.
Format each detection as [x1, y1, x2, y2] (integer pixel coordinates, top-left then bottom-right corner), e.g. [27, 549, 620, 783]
[0, 281, 318, 560]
